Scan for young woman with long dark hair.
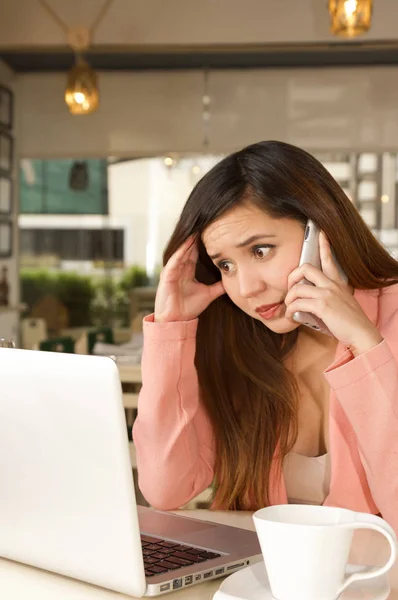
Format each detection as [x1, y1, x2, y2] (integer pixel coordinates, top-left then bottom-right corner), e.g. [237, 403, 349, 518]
[133, 141, 398, 531]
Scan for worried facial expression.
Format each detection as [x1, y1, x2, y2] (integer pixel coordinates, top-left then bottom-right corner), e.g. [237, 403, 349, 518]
[202, 203, 306, 334]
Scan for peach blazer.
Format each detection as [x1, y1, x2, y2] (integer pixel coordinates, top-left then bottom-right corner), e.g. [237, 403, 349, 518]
[133, 284, 398, 532]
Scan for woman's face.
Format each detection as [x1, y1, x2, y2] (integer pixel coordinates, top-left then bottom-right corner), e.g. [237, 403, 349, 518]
[202, 202, 305, 334]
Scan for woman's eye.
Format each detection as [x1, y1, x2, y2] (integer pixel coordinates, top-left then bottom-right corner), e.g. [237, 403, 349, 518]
[253, 245, 273, 259]
[218, 261, 233, 273]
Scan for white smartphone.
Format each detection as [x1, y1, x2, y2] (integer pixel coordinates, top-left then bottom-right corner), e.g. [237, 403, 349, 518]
[292, 219, 348, 336]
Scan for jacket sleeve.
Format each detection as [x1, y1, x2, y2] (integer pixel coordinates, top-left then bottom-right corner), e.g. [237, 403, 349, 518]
[324, 296, 398, 531]
[132, 315, 215, 510]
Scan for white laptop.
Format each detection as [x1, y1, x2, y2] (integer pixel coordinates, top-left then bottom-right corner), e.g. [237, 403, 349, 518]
[0, 348, 261, 596]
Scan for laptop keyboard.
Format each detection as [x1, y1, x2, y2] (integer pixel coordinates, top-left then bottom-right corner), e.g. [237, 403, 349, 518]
[141, 534, 221, 578]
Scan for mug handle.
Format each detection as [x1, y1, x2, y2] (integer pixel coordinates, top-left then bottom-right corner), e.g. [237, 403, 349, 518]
[337, 512, 397, 596]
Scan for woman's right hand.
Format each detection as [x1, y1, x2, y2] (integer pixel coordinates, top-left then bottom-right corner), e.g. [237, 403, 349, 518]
[154, 236, 225, 323]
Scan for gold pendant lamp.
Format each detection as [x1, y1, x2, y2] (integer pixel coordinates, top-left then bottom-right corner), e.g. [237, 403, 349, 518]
[65, 58, 99, 115]
[37, 0, 115, 115]
[328, 0, 373, 38]
[65, 27, 99, 116]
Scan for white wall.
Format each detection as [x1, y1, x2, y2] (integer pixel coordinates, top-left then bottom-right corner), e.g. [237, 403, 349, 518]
[0, 60, 19, 342]
[17, 66, 398, 160]
[108, 157, 221, 273]
[108, 160, 151, 269]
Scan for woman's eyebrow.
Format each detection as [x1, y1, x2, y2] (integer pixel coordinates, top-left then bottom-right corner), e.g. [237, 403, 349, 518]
[208, 234, 276, 260]
[236, 233, 276, 248]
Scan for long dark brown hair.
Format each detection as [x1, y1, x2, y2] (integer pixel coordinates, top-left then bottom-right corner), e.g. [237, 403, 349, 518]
[163, 141, 398, 510]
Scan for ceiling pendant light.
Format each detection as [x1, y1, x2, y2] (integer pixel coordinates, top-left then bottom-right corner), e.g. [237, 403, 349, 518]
[328, 0, 373, 38]
[37, 0, 115, 115]
[64, 26, 99, 116]
[65, 52, 99, 116]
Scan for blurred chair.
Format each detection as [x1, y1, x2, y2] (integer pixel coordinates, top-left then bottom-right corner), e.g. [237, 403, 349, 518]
[87, 327, 114, 354]
[31, 294, 69, 335]
[39, 336, 75, 353]
[21, 318, 48, 349]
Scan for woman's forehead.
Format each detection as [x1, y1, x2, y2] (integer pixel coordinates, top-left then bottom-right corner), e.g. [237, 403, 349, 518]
[202, 205, 290, 249]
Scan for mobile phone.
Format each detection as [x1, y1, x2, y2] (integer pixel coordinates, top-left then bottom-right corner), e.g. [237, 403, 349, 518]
[292, 220, 348, 336]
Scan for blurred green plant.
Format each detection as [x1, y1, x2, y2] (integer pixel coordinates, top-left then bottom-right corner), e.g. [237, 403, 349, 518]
[90, 277, 130, 327]
[20, 265, 156, 328]
[119, 265, 150, 291]
[20, 270, 95, 326]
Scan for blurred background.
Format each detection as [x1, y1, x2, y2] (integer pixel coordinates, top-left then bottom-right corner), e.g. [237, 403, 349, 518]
[0, 0, 397, 506]
[0, 0, 397, 344]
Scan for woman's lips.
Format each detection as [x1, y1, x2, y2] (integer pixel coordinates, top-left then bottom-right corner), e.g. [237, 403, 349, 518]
[256, 302, 283, 320]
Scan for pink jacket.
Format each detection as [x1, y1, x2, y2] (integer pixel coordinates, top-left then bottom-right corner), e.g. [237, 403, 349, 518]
[133, 284, 398, 531]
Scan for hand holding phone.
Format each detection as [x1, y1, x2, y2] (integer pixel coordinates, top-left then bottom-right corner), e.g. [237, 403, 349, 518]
[292, 220, 348, 336]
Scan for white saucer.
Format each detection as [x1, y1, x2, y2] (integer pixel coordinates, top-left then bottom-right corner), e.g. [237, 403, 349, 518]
[213, 561, 390, 600]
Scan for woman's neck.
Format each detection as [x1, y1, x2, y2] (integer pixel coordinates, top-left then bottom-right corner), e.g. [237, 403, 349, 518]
[298, 325, 339, 351]
[284, 326, 339, 375]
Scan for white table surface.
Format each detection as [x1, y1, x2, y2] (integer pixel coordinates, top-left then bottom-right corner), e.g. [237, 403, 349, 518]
[0, 509, 396, 599]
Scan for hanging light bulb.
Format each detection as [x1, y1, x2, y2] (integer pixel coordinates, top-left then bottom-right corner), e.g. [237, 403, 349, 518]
[37, 2, 114, 115]
[65, 57, 99, 115]
[328, 0, 372, 38]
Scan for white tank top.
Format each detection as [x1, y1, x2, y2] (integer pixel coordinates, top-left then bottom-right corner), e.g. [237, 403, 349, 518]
[283, 452, 331, 505]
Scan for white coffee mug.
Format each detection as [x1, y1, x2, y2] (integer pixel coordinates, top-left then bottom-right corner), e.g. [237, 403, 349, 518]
[253, 504, 397, 600]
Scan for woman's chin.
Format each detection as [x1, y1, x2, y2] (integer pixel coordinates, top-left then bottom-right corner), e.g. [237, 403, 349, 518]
[262, 315, 300, 335]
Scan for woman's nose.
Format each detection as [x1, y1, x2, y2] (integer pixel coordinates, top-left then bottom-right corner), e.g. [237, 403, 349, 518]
[238, 268, 266, 298]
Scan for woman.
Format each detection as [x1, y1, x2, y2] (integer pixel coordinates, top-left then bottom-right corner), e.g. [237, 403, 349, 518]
[133, 140, 398, 531]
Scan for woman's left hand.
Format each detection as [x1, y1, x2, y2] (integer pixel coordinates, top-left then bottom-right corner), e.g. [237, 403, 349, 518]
[284, 231, 383, 356]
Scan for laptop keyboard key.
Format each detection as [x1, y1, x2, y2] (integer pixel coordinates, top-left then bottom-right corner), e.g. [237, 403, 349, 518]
[146, 544, 162, 551]
[141, 535, 164, 544]
[156, 560, 181, 570]
[145, 569, 164, 578]
[171, 545, 191, 552]
[158, 541, 180, 548]
[198, 551, 221, 559]
[167, 556, 193, 567]
[183, 548, 205, 555]
[173, 551, 202, 561]
[183, 553, 208, 563]
[145, 565, 168, 574]
[151, 552, 170, 560]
